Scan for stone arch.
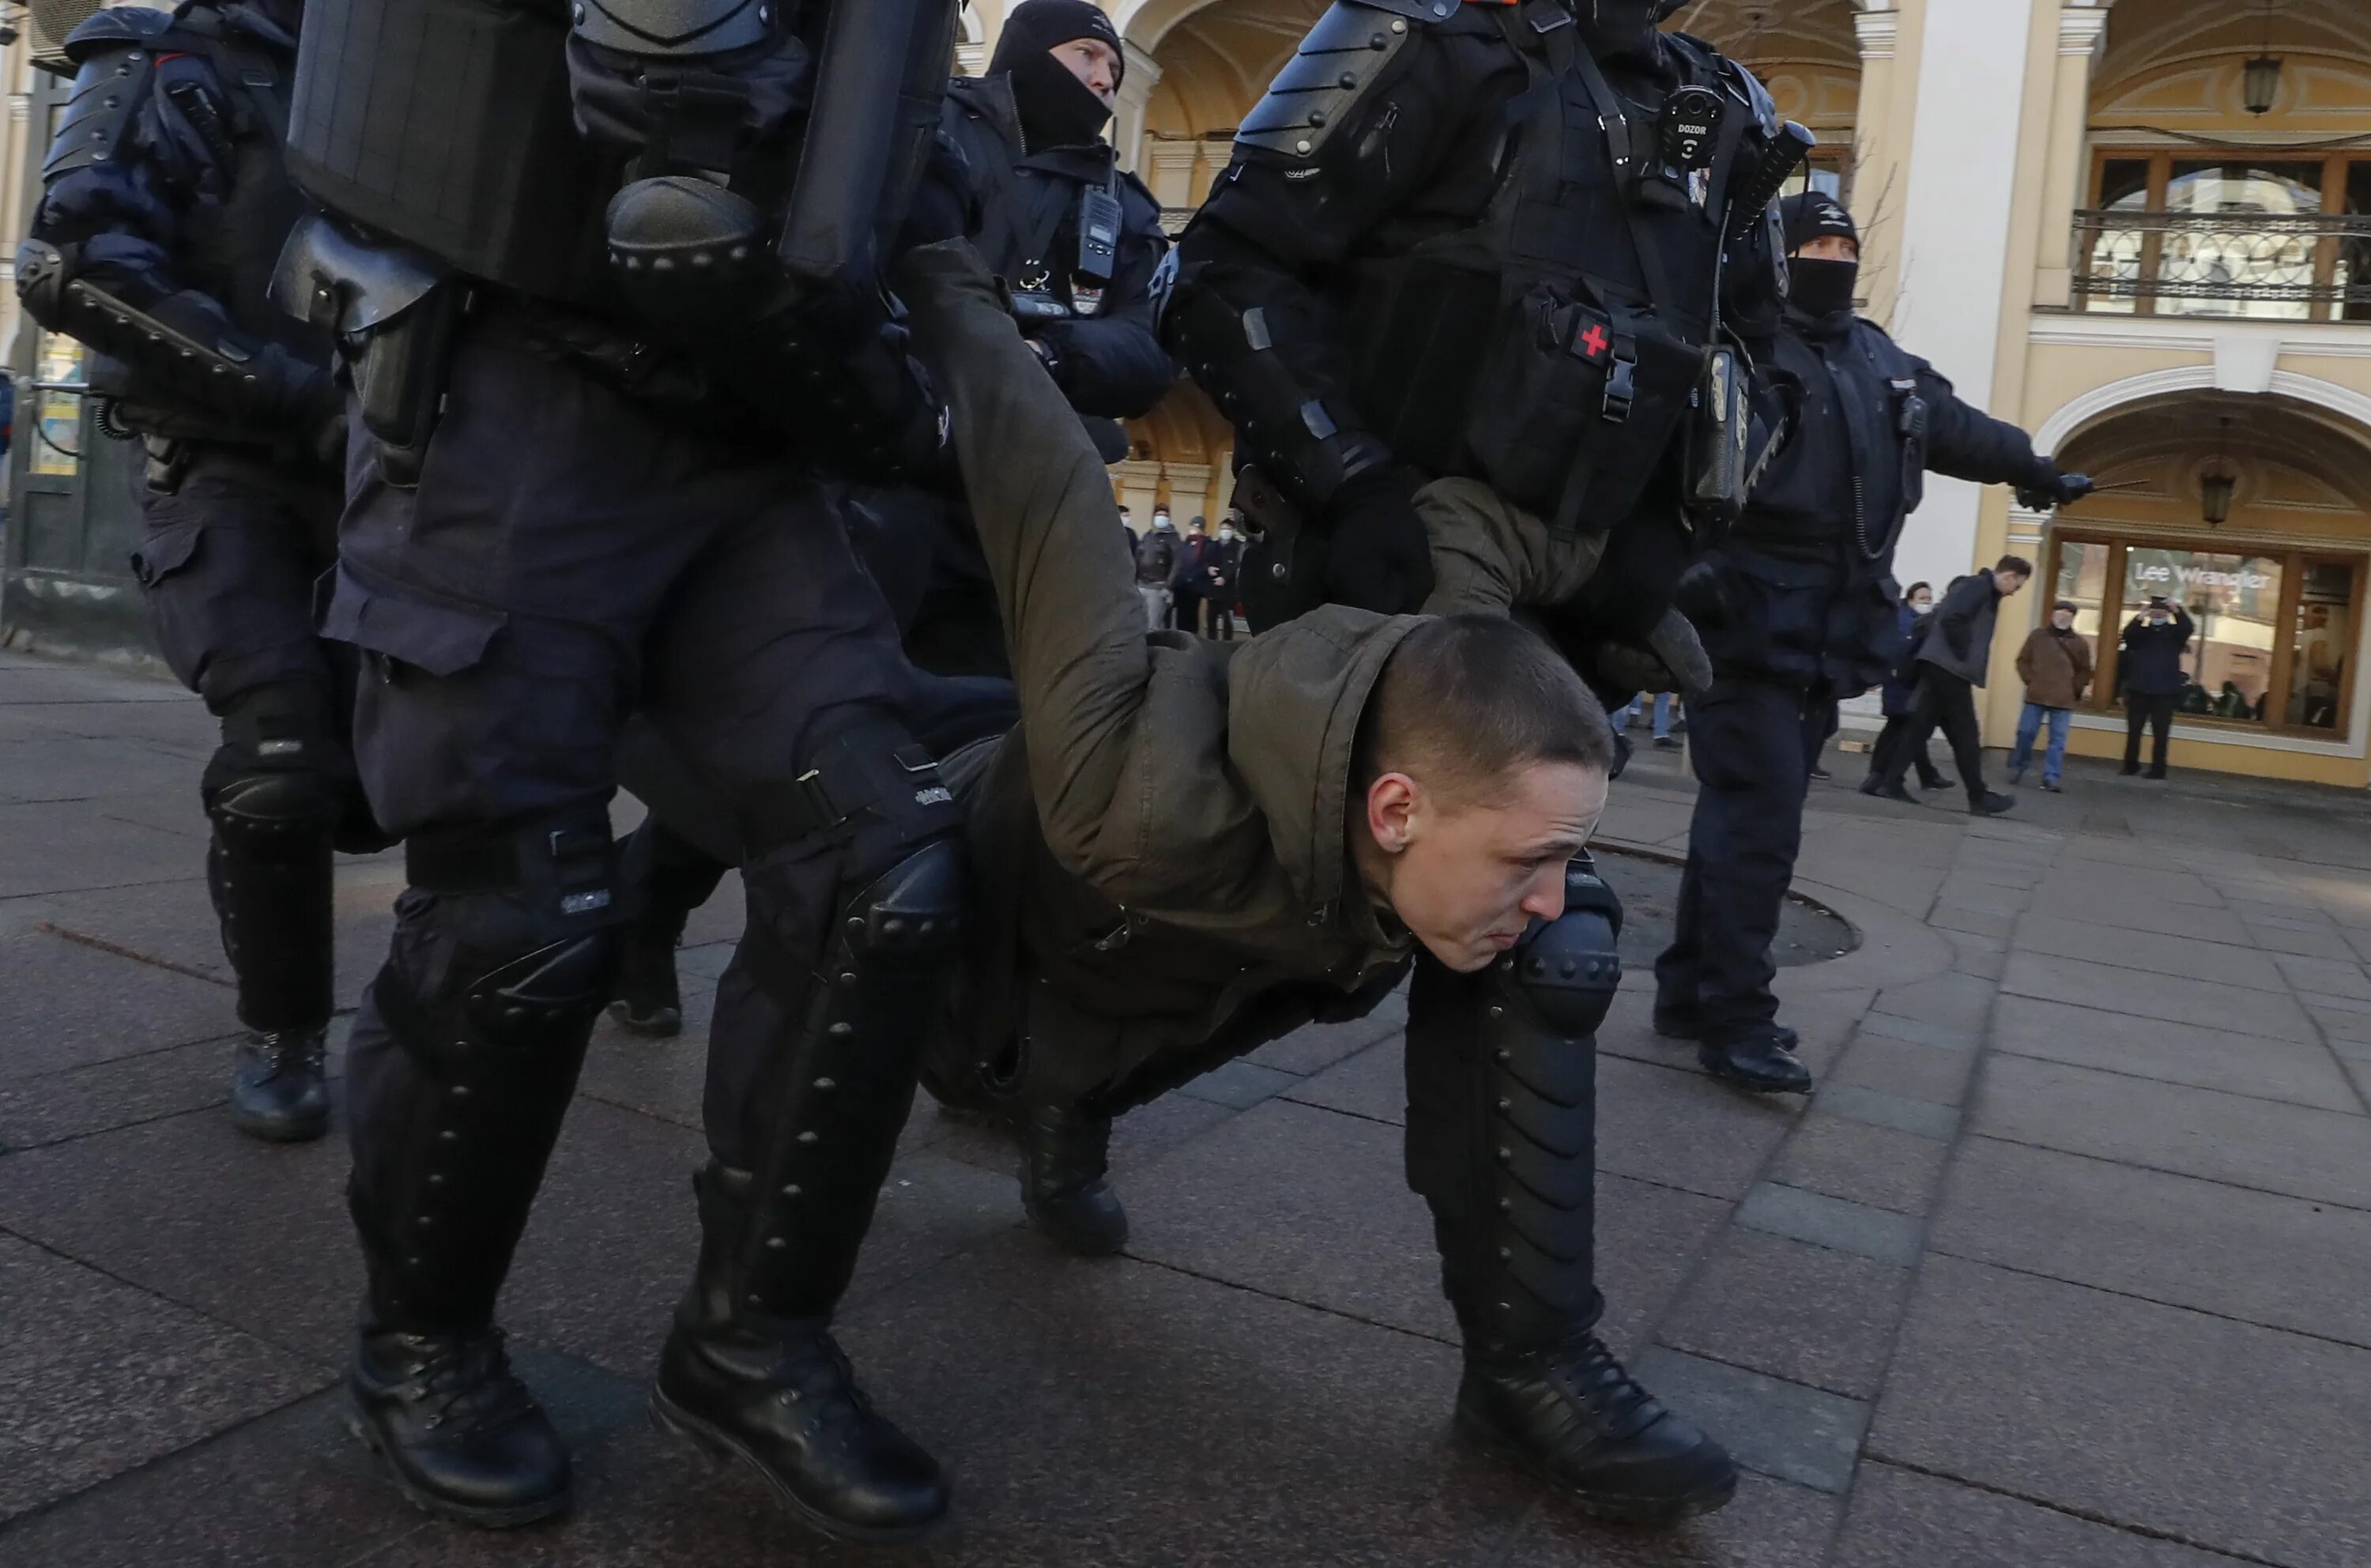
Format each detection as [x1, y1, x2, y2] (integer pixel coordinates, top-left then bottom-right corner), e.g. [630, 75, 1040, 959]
[2034, 365, 2371, 458]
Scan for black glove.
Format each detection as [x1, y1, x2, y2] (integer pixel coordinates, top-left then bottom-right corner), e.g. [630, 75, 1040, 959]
[1585, 608, 1712, 703]
[1671, 556, 1742, 633]
[1321, 470, 1434, 614]
[2016, 465, 2094, 512]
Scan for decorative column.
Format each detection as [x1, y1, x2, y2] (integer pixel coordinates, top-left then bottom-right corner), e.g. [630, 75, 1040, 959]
[1113, 459, 1164, 536]
[1146, 138, 1204, 214]
[2032, 2, 2112, 310]
[1849, 7, 1907, 325]
[1112, 42, 1165, 174]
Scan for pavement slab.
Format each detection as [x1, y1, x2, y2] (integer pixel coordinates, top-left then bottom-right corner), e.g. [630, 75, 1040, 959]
[0, 798, 215, 899]
[1631, 1348, 1870, 1494]
[1766, 1114, 1951, 1217]
[1870, 1255, 2371, 1568]
[2000, 952, 2318, 1044]
[1496, 1473, 1843, 1568]
[1931, 1136, 2371, 1349]
[0, 927, 244, 1080]
[0, 1235, 330, 1525]
[1657, 1227, 1909, 1400]
[1971, 1054, 2371, 1210]
[2008, 913, 2287, 993]
[1832, 1464, 2245, 1568]
[1827, 1033, 1979, 1107]
[1986, 993, 2364, 1111]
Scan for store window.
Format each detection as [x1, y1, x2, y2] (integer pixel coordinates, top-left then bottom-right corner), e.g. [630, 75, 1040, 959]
[2046, 534, 2362, 741]
[2080, 150, 2371, 322]
[30, 330, 87, 480]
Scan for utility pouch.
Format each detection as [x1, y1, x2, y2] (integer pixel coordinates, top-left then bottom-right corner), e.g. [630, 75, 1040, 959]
[273, 214, 464, 488]
[1683, 343, 1751, 526]
[1465, 281, 1698, 537]
[141, 434, 194, 496]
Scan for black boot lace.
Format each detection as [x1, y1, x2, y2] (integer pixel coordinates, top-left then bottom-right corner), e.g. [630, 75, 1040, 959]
[402, 1329, 539, 1440]
[1547, 1334, 1662, 1440]
[254, 1029, 326, 1083]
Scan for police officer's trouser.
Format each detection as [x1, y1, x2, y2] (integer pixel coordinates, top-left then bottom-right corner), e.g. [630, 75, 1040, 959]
[1653, 676, 1819, 1044]
[127, 443, 382, 1038]
[323, 303, 963, 1335]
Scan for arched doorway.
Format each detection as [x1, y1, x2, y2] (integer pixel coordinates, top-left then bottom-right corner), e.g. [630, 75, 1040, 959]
[2037, 389, 2371, 781]
[1673, 1, 1862, 198]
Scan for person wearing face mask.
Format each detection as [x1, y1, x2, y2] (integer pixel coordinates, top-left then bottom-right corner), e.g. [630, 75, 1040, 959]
[1868, 582, 1955, 795]
[1167, 0, 1806, 709]
[2010, 601, 2094, 791]
[1659, 194, 2091, 1095]
[16, 0, 385, 1148]
[1204, 516, 1246, 638]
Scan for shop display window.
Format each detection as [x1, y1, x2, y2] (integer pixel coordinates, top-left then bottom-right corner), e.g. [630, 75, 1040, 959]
[2045, 534, 2362, 741]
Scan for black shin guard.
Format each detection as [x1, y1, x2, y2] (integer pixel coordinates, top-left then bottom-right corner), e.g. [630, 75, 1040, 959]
[203, 685, 349, 1034]
[1404, 858, 1623, 1354]
[349, 813, 621, 1332]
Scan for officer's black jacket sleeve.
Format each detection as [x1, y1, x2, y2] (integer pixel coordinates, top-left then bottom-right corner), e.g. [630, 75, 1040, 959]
[1174, 22, 1527, 473]
[28, 52, 278, 377]
[1915, 356, 2050, 488]
[1034, 190, 1177, 419]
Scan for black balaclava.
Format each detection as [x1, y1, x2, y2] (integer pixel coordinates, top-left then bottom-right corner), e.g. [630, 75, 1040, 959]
[1574, 0, 1685, 62]
[1780, 190, 1861, 323]
[993, 0, 1125, 149]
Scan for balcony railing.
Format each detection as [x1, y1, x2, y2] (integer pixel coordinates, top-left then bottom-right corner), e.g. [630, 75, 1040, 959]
[2071, 209, 2371, 321]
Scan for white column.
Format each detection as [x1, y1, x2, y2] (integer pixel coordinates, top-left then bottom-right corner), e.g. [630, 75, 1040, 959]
[1889, 0, 2041, 598]
[1112, 43, 1164, 174]
[2031, 4, 2110, 310]
[1145, 140, 1204, 212]
[1113, 459, 1163, 535]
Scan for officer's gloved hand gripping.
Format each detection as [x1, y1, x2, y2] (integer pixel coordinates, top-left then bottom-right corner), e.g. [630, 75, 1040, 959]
[1326, 470, 1438, 614]
[2016, 466, 2095, 513]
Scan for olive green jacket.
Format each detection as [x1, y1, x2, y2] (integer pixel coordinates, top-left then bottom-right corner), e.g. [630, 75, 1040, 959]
[899, 240, 1418, 1107]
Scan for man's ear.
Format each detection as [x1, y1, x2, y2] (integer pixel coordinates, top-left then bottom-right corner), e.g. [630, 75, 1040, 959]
[1365, 773, 1422, 854]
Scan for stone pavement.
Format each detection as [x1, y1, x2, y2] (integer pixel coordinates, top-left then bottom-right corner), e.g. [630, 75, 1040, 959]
[5, 644, 2370, 1568]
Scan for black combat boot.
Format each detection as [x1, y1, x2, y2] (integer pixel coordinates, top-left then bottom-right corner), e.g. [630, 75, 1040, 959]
[228, 1027, 330, 1142]
[653, 1167, 948, 1543]
[1970, 790, 2016, 816]
[349, 1325, 571, 1527]
[650, 840, 963, 1542]
[608, 903, 688, 1038]
[1406, 865, 1738, 1525]
[1698, 1027, 1814, 1095]
[1019, 1104, 1128, 1256]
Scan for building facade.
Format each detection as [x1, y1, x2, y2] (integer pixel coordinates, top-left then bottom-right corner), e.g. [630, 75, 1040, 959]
[961, 0, 2371, 788]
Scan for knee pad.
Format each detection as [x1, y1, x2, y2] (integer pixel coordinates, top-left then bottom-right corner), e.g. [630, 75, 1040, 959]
[379, 811, 624, 1066]
[205, 764, 345, 859]
[1498, 858, 1624, 1037]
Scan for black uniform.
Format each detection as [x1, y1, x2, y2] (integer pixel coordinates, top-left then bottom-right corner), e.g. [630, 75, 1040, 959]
[16, 0, 378, 1144]
[1660, 193, 2079, 1094]
[1168, 0, 1800, 672]
[610, 22, 1170, 1036]
[277, 0, 967, 1537]
[856, 55, 1173, 679]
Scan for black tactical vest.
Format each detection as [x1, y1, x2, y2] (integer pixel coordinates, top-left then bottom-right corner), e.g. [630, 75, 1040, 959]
[1348, 11, 1768, 533]
[1747, 318, 1929, 564]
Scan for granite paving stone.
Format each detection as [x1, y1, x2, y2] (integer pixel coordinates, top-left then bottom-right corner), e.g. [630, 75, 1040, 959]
[2034, 861, 2222, 909]
[1766, 1114, 1950, 1216]
[1973, 1054, 2371, 1209]
[1595, 1054, 1803, 1201]
[1854, 1012, 1982, 1052]
[2014, 882, 2252, 945]
[0, 799, 215, 899]
[1178, 1057, 1299, 1109]
[0, 1237, 330, 1524]
[1924, 903, 2015, 940]
[1734, 1183, 1924, 1266]
[1246, 993, 1408, 1076]
[1657, 1227, 1909, 1400]
[0, 929, 245, 1080]
[2000, 952, 2318, 1044]
[0, 1033, 241, 1148]
[1497, 1472, 1843, 1568]
[1870, 1256, 2371, 1568]
[2240, 918, 2362, 962]
[0, 735, 213, 802]
[1630, 1348, 1870, 1494]
[2007, 913, 2287, 992]
[1932, 1136, 2371, 1348]
[1828, 1033, 1979, 1107]
[1986, 993, 2363, 1111]
[1811, 1082, 1961, 1139]
[1284, 1034, 1406, 1124]
[1832, 1464, 2246, 1568]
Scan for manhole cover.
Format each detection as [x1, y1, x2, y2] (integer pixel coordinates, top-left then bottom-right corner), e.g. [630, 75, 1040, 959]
[1596, 846, 1860, 970]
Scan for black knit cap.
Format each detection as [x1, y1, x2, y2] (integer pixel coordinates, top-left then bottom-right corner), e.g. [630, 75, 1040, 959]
[1780, 191, 1860, 254]
[990, 1, 1125, 88]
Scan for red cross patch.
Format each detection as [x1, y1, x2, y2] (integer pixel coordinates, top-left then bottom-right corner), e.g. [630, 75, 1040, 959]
[1578, 322, 1611, 363]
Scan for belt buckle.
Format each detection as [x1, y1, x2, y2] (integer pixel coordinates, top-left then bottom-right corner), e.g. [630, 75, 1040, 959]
[1603, 352, 1638, 423]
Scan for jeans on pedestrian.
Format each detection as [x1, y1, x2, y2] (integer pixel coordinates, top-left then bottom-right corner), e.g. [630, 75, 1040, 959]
[1614, 692, 1674, 740]
[2011, 703, 2071, 785]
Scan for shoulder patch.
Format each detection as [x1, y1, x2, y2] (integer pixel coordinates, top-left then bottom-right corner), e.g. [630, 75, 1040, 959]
[1237, 0, 1443, 161]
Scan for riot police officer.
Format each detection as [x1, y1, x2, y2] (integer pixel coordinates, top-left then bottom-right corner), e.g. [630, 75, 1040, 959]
[1657, 194, 2090, 1094]
[16, 0, 380, 1144]
[273, 0, 968, 1538]
[1167, 0, 1804, 689]
[605, 0, 1172, 1038]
